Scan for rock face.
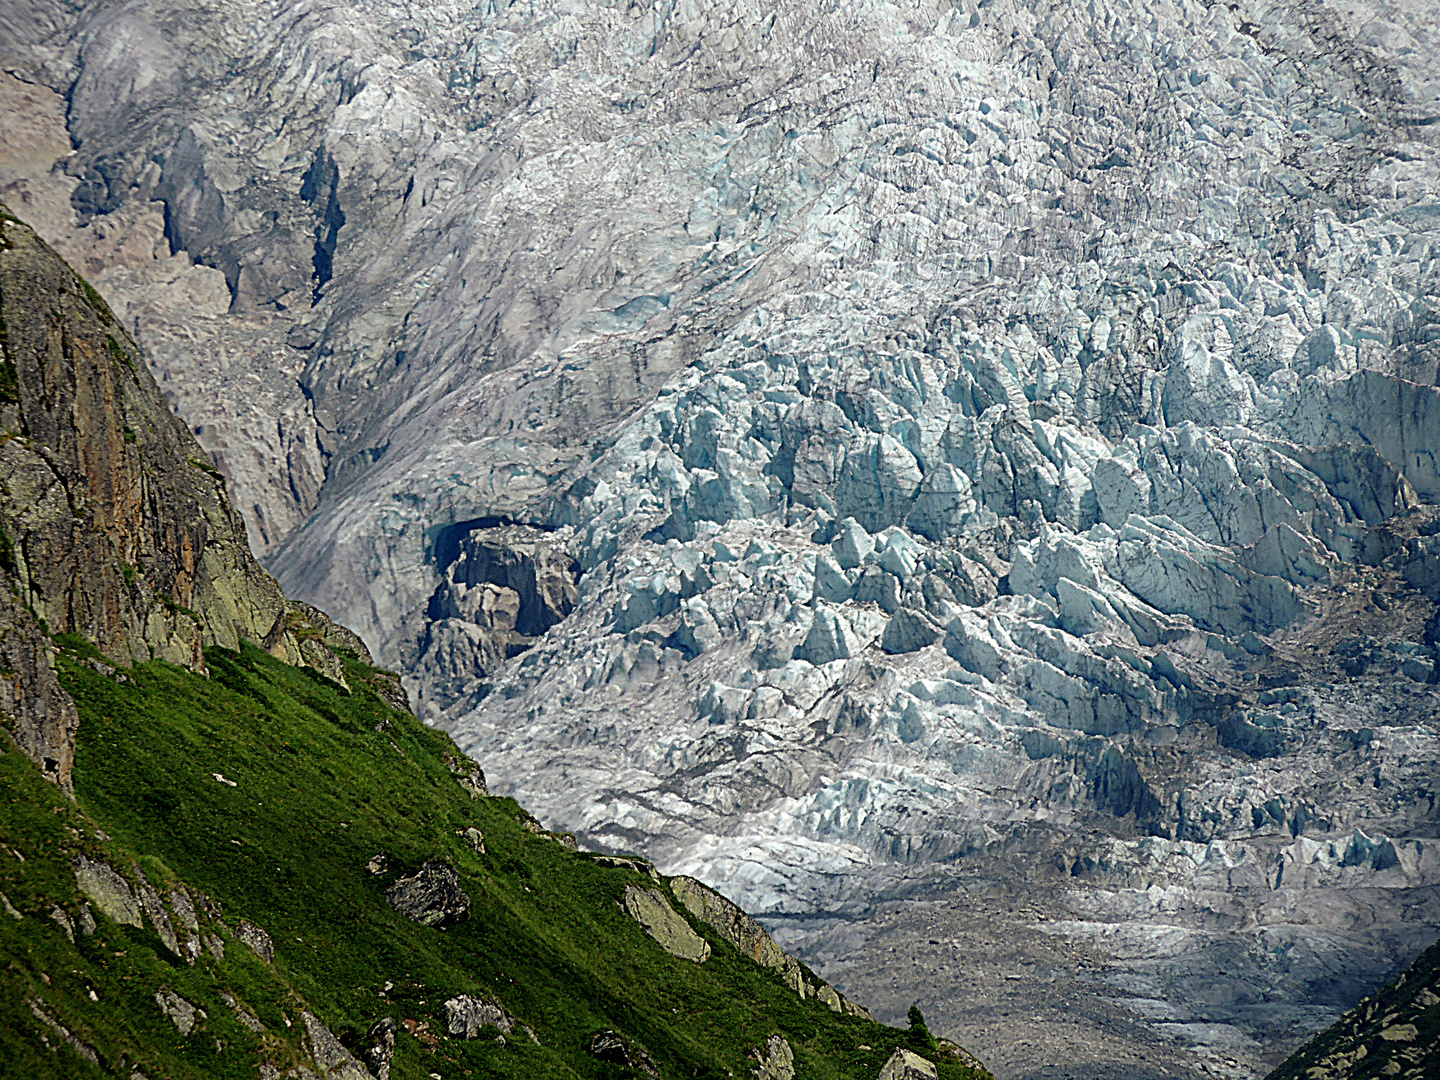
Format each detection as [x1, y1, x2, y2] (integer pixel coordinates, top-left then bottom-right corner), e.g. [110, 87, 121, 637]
[0, 207, 392, 791]
[384, 861, 470, 928]
[622, 883, 711, 964]
[7, 0, 1440, 1076]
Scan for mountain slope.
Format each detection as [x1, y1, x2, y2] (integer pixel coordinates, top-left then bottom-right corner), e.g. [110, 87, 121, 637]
[5, 2, 1440, 1075]
[4, 634, 987, 1080]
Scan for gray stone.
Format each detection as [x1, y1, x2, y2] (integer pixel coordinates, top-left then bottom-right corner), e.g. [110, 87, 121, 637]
[72, 856, 140, 928]
[877, 1048, 938, 1080]
[444, 995, 512, 1038]
[671, 877, 788, 970]
[29, 998, 98, 1064]
[154, 990, 201, 1036]
[361, 1017, 396, 1080]
[220, 991, 265, 1034]
[751, 1034, 796, 1080]
[134, 871, 177, 955]
[47, 905, 73, 942]
[385, 861, 469, 928]
[622, 884, 710, 963]
[236, 920, 273, 962]
[301, 1011, 372, 1080]
[168, 887, 198, 932]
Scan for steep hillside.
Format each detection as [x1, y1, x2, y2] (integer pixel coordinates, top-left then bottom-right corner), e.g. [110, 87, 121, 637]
[2, 634, 988, 1080]
[4, 1, 1440, 1075]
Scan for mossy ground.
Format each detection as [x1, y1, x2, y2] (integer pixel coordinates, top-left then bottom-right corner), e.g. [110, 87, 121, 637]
[0, 639, 992, 1080]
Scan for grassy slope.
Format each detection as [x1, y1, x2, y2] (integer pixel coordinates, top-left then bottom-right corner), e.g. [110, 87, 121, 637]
[1, 637, 990, 1080]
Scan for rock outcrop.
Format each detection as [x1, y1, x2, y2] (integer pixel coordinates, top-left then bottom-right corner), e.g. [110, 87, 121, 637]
[236, 920, 274, 963]
[384, 860, 470, 928]
[878, 1049, 938, 1080]
[0, 206, 396, 791]
[443, 995, 513, 1039]
[622, 883, 711, 964]
[672, 875, 869, 1015]
[301, 1011, 373, 1080]
[750, 1034, 796, 1080]
[589, 1029, 659, 1078]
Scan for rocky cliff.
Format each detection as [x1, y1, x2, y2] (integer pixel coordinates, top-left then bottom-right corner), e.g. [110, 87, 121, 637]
[0, 204, 376, 793]
[3, 0, 1439, 1076]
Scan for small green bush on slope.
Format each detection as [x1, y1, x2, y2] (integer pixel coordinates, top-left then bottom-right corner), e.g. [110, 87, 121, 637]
[0, 638, 992, 1080]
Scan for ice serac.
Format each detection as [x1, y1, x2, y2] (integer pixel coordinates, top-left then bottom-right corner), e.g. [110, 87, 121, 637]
[5, 0, 1440, 1076]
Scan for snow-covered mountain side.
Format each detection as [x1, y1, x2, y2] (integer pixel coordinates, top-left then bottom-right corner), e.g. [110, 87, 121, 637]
[4, 0, 1439, 1076]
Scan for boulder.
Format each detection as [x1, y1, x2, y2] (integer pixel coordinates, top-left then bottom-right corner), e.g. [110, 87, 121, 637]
[385, 861, 470, 928]
[877, 1048, 938, 1080]
[670, 877, 869, 1015]
[622, 884, 710, 962]
[751, 1034, 796, 1080]
[444, 995, 512, 1037]
[135, 871, 178, 955]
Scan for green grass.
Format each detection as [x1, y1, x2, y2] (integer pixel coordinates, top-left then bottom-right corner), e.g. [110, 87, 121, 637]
[0, 640, 992, 1080]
